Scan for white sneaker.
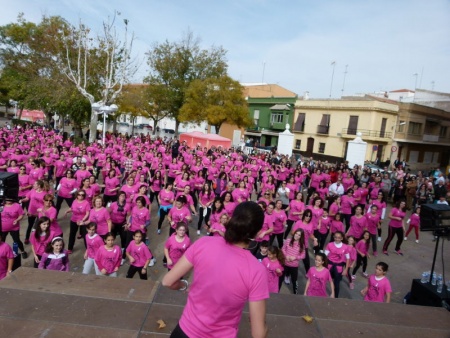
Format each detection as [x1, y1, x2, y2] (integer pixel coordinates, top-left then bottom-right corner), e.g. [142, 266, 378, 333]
[377, 237, 382, 242]
[157, 229, 161, 235]
[404, 237, 407, 241]
[415, 240, 419, 244]
[284, 276, 290, 285]
[197, 230, 200, 235]
[149, 258, 155, 267]
[121, 259, 125, 266]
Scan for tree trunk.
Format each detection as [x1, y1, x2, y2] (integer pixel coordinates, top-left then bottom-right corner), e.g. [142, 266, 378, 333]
[88, 109, 99, 143]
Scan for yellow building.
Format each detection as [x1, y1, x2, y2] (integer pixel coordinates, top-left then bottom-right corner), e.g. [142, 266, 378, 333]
[292, 97, 399, 164]
[391, 101, 450, 171]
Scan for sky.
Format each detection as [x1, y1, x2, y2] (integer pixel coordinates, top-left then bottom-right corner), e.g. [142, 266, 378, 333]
[1, 0, 449, 98]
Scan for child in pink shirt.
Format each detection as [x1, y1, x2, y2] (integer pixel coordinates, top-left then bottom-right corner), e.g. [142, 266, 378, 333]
[352, 231, 371, 279]
[0, 235, 14, 280]
[95, 232, 121, 277]
[164, 223, 191, 270]
[361, 262, 392, 303]
[82, 223, 103, 275]
[210, 213, 228, 237]
[30, 217, 55, 268]
[126, 230, 152, 280]
[346, 236, 357, 289]
[404, 206, 421, 243]
[304, 253, 334, 298]
[262, 246, 284, 293]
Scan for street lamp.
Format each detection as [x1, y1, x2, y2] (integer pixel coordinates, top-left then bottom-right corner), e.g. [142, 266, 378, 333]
[92, 103, 118, 145]
[9, 100, 18, 119]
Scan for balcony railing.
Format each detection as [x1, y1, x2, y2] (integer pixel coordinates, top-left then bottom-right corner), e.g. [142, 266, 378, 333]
[423, 134, 439, 142]
[341, 128, 391, 138]
[317, 125, 329, 134]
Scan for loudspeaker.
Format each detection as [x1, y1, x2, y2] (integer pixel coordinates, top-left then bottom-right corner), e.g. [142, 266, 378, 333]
[409, 279, 450, 309]
[420, 204, 450, 231]
[0, 172, 19, 201]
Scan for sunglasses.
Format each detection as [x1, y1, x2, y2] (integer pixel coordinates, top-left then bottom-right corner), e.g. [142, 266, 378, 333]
[77, 193, 85, 197]
[20, 168, 25, 170]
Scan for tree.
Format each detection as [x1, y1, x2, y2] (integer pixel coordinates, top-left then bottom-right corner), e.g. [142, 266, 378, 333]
[145, 31, 227, 134]
[179, 75, 251, 134]
[58, 11, 137, 142]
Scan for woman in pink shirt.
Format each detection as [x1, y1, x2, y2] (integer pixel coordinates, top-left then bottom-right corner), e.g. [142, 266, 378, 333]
[352, 231, 371, 278]
[197, 183, 214, 235]
[162, 201, 269, 338]
[270, 200, 287, 247]
[109, 191, 131, 261]
[55, 170, 76, 218]
[285, 192, 305, 239]
[18, 165, 32, 211]
[168, 195, 192, 237]
[324, 231, 350, 298]
[341, 188, 356, 232]
[382, 200, 406, 255]
[262, 246, 285, 293]
[346, 205, 368, 241]
[65, 190, 90, 253]
[20, 180, 46, 244]
[104, 169, 121, 205]
[38, 194, 62, 237]
[149, 170, 164, 206]
[157, 183, 175, 234]
[89, 196, 112, 237]
[282, 228, 305, 294]
[0, 199, 26, 258]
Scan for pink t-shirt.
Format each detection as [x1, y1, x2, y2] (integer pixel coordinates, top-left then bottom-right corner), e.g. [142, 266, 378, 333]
[356, 239, 369, 256]
[282, 238, 306, 267]
[365, 213, 380, 235]
[272, 209, 287, 234]
[58, 177, 77, 198]
[255, 212, 274, 242]
[30, 230, 55, 256]
[210, 222, 226, 236]
[287, 200, 305, 222]
[159, 189, 175, 207]
[109, 202, 131, 224]
[262, 257, 284, 293]
[89, 207, 111, 235]
[70, 200, 90, 222]
[330, 220, 344, 234]
[164, 234, 191, 269]
[325, 242, 350, 273]
[0, 242, 14, 280]
[389, 208, 406, 228]
[168, 206, 191, 229]
[38, 207, 62, 236]
[27, 189, 46, 215]
[364, 275, 392, 303]
[1, 203, 24, 232]
[104, 176, 120, 196]
[347, 215, 367, 239]
[306, 266, 332, 297]
[126, 241, 152, 267]
[85, 233, 104, 259]
[95, 245, 121, 274]
[179, 236, 269, 338]
[130, 206, 151, 233]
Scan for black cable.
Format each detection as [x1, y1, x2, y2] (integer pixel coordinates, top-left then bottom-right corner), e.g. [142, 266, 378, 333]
[441, 236, 447, 298]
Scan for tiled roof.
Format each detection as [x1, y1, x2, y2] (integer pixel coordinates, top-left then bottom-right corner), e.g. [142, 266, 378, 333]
[243, 84, 297, 98]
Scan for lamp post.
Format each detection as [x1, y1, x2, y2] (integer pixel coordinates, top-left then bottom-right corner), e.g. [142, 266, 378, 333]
[92, 103, 118, 145]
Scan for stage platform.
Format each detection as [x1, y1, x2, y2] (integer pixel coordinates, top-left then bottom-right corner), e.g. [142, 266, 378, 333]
[0, 268, 448, 337]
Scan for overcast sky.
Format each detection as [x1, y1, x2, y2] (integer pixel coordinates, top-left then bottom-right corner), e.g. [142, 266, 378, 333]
[1, 0, 449, 98]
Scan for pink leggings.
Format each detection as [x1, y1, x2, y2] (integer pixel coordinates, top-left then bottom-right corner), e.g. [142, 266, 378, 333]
[405, 224, 419, 240]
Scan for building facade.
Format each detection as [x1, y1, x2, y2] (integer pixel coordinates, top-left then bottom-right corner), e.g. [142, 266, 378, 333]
[292, 97, 399, 164]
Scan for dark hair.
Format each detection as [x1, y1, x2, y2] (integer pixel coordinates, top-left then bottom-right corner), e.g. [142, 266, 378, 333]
[260, 240, 269, 248]
[302, 209, 313, 222]
[103, 232, 116, 241]
[376, 261, 389, 272]
[361, 230, 371, 250]
[312, 196, 324, 208]
[175, 195, 187, 205]
[210, 197, 224, 214]
[268, 246, 285, 266]
[290, 228, 305, 254]
[315, 252, 328, 266]
[396, 200, 406, 211]
[44, 236, 65, 253]
[86, 222, 97, 230]
[134, 229, 144, 237]
[176, 222, 187, 230]
[221, 191, 234, 203]
[224, 201, 264, 245]
[34, 216, 51, 240]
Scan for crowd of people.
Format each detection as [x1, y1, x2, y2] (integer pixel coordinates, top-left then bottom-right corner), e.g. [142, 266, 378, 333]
[0, 123, 447, 336]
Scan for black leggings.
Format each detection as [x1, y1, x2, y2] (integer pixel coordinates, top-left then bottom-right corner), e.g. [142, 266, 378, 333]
[149, 190, 160, 206]
[370, 233, 377, 252]
[26, 215, 37, 241]
[329, 262, 345, 298]
[197, 207, 211, 230]
[56, 196, 74, 217]
[342, 213, 352, 232]
[284, 219, 295, 239]
[170, 324, 189, 338]
[1, 231, 24, 252]
[68, 221, 87, 251]
[353, 254, 367, 275]
[383, 226, 404, 252]
[302, 249, 311, 273]
[126, 265, 147, 280]
[314, 230, 329, 253]
[112, 222, 127, 254]
[284, 265, 299, 294]
[158, 208, 170, 230]
[270, 233, 284, 248]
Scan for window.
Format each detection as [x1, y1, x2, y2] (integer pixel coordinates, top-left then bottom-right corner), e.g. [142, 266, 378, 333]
[347, 116, 359, 135]
[318, 143, 326, 154]
[295, 140, 301, 149]
[253, 110, 260, 127]
[294, 113, 305, 132]
[317, 114, 330, 134]
[271, 113, 283, 124]
[398, 120, 405, 132]
[408, 122, 422, 135]
[440, 126, 447, 138]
